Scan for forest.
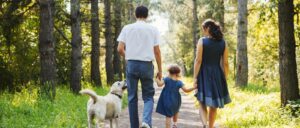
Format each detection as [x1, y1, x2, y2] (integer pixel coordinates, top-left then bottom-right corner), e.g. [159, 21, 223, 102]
[0, 0, 300, 127]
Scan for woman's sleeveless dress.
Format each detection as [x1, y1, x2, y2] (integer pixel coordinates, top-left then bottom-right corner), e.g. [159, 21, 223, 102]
[156, 77, 183, 117]
[195, 37, 231, 108]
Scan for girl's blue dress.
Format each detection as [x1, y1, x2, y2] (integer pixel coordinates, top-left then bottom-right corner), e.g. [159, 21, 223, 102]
[195, 37, 231, 108]
[156, 77, 183, 117]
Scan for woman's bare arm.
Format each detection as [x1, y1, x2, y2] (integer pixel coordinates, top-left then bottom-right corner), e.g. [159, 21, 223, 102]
[222, 44, 229, 79]
[193, 39, 204, 87]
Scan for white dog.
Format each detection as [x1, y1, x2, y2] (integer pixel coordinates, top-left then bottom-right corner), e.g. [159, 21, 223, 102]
[80, 81, 127, 128]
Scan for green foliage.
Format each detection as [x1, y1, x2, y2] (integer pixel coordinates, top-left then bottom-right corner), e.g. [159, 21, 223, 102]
[0, 83, 127, 128]
[0, 1, 39, 90]
[284, 100, 300, 117]
[247, 1, 280, 86]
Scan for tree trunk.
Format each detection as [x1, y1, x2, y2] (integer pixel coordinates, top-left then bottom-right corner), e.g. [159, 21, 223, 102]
[104, 0, 114, 84]
[113, 0, 122, 80]
[192, 0, 200, 59]
[38, 0, 56, 99]
[217, 0, 225, 30]
[70, 0, 82, 93]
[236, 0, 248, 87]
[90, 0, 102, 86]
[128, 0, 135, 23]
[122, 0, 135, 78]
[204, 0, 224, 29]
[278, 0, 299, 106]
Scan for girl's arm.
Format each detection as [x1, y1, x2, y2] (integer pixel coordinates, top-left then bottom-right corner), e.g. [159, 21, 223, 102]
[193, 39, 203, 88]
[181, 85, 196, 93]
[155, 77, 165, 87]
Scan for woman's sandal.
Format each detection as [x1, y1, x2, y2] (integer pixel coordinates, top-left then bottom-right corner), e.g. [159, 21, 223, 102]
[172, 124, 177, 128]
[203, 125, 218, 128]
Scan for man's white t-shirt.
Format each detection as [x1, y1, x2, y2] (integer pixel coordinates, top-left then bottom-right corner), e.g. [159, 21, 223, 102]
[117, 20, 160, 61]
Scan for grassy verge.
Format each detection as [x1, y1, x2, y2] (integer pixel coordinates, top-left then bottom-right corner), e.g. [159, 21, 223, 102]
[0, 83, 128, 128]
[218, 84, 299, 128]
[181, 78, 300, 128]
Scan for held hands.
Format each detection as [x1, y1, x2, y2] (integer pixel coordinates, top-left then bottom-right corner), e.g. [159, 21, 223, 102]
[155, 74, 164, 87]
[156, 71, 162, 80]
[193, 78, 198, 90]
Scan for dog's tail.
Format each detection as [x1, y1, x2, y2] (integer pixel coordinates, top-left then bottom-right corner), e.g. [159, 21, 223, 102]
[80, 89, 98, 103]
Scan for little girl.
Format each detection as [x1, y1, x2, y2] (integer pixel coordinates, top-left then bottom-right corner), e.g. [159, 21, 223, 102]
[155, 65, 196, 128]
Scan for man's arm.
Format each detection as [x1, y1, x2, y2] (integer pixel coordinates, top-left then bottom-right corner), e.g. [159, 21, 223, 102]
[154, 45, 162, 80]
[117, 42, 125, 57]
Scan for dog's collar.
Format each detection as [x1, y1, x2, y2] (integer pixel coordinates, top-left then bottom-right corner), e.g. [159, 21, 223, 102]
[111, 92, 122, 99]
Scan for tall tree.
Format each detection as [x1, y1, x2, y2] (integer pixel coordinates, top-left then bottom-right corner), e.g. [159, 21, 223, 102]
[38, 0, 56, 99]
[70, 0, 82, 93]
[278, 0, 299, 106]
[203, 0, 224, 29]
[128, 0, 135, 22]
[236, 0, 248, 87]
[192, 0, 200, 58]
[217, 0, 225, 29]
[122, 0, 135, 78]
[104, 0, 114, 84]
[113, 0, 123, 80]
[90, 0, 102, 86]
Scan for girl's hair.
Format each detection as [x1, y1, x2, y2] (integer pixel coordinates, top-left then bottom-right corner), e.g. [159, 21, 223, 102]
[168, 65, 181, 76]
[202, 19, 223, 41]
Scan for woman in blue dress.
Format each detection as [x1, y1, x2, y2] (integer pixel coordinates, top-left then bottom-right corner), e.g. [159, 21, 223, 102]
[193, 19, 231, 128]
[156, 65, 196, 128]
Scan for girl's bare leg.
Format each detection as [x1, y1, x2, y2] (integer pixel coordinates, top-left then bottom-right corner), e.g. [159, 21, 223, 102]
[166, 117, 172, 128]
[208, 107, 217, 128]
[199, 102, 208, 126]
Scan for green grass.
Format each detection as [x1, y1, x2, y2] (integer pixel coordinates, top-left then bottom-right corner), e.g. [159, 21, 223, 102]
[216, 83, 300, 128]
[1, 80, 300, 128]
[184, 78, 300, 128]
[0, 83, 128, 128]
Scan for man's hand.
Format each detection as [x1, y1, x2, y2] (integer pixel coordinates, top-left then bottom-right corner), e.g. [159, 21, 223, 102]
[156, 72, 162, 80]
[154, 45, 162, 80]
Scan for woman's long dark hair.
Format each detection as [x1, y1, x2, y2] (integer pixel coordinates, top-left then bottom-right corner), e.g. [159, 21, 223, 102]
[202, 19, 223, 41]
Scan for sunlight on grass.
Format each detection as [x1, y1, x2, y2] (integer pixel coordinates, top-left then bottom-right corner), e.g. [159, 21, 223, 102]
[183, 79, 300, 128]
[1, 80, 299, 128]
[11, 87, 39, 107]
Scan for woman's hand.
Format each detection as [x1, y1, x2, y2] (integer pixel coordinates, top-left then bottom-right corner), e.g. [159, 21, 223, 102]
[193, 78, 198, 89]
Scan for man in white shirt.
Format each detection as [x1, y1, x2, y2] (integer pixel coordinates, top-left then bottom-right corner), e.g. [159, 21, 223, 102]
[117, 6, 162, 128]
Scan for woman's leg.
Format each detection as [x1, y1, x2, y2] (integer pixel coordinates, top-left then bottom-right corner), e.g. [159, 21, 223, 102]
[208, 107, 217, 128]
[166, 116, 172, 128]
[173, 113, 179, 126]
[199, 102, 208, 126]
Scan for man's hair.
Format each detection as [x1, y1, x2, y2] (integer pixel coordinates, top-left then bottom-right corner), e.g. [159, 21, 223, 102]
[135, 6, 148, 18]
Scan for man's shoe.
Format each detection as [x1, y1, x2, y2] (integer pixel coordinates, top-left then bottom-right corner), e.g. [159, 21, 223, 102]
[141, 122, 150, 128]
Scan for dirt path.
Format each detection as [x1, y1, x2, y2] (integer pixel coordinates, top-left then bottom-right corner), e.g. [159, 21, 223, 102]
[106, 86, 204, 128]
